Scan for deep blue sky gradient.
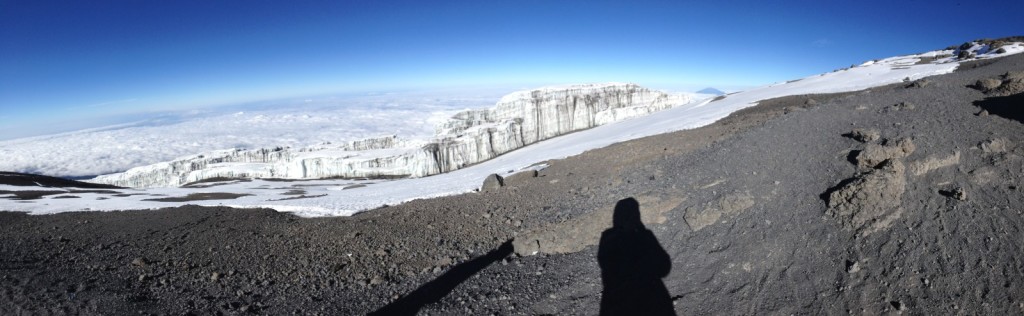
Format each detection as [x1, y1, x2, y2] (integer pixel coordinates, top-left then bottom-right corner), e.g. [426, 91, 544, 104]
[2, 0, 1022, 139]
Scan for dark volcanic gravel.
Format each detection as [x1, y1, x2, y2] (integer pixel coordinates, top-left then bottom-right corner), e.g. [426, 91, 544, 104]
[3, 53, 1024, 315]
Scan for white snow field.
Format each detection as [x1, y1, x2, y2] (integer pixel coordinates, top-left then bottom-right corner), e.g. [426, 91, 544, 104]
[1, 43, 1020, 217]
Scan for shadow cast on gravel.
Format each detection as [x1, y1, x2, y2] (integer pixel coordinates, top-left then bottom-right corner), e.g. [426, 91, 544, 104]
[598, 198, 676, 316]
[975, 93, 1024, 123]
[370, 240, 514, 315]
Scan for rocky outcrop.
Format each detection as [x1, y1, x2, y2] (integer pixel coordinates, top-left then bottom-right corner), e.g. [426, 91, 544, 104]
[826, 137, 917, 235]
[825, 159, 907, 234]
[970, 71, 1024, 96]
[92, 84, 691, 188]
[855, 137, 915, 169]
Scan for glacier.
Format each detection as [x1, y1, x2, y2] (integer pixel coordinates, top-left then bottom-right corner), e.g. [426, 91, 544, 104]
[91, 83, 692, 188]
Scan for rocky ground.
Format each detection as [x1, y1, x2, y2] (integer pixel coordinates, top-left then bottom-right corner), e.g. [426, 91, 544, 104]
[3, 53, 1024, 315]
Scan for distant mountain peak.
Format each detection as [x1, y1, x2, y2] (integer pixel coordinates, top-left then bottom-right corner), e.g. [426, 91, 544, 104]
[697, 87, 726, 95]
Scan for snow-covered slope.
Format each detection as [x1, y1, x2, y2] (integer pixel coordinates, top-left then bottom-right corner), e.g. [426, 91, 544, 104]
[90, 83, 690, 188]
[3, 40, 1023, 217]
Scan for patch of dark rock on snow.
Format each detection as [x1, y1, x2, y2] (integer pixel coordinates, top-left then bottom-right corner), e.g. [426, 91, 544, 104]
[142, 192, 251, 202]
[0, 171, 121, 189]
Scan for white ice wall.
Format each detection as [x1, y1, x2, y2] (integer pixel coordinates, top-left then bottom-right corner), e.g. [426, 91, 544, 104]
[91, 83, 690, 188]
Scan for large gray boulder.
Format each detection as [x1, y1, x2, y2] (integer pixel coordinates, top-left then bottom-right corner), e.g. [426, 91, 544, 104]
[481, 174, 504, 192]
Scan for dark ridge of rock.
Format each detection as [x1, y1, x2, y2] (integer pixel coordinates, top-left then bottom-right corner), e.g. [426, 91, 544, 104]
[0, 171, 121, 189]
[142, 192, 251, 202]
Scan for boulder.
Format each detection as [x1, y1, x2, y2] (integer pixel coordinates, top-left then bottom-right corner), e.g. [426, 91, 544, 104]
[481, 174, 504, 192]
[972, 78, 1003, 92]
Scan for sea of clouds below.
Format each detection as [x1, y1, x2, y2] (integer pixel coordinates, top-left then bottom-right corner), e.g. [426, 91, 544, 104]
[0, 91, 508, 178]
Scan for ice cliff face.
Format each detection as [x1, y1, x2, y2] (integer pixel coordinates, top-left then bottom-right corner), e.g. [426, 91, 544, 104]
[91, 83, 692, 188]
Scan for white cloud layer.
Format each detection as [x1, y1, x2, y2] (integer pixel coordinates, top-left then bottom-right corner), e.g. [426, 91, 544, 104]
[0, 91, 503, 177]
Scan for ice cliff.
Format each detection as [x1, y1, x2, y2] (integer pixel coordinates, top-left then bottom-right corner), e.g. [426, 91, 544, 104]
[91, 83, 692, 188]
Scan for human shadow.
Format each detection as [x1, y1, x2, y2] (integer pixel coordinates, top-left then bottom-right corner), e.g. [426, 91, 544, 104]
[370, 240, 513, 315]
[974, 93, 1024, 123]
[598, 197, 676, 316]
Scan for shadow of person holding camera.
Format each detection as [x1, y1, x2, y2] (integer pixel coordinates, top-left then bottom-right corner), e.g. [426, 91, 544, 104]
[598, 197, 675, 315]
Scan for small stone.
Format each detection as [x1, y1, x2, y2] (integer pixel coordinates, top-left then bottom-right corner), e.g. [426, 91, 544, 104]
[940, 187, 967, 201]
[131, 257, 148, 267]
[895, 101, 915, 110]
[845, 260, 861, 273]
[369, 276, 383, 285]
[952, 188, 967, 201]
[905, 78, 931, 88]
[211, 272, 221, 281]
[978, 110, 989, 117]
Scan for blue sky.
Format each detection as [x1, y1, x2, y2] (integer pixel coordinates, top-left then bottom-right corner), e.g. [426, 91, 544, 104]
[1, 0, 1022, 139]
